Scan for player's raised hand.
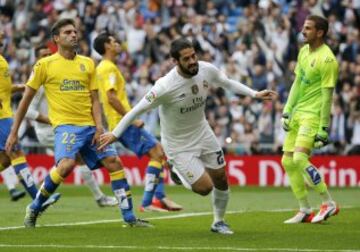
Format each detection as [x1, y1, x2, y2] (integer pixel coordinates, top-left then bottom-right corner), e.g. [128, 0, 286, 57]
[255, 90, 278, 100]
[5, 132, 18, 155]
[98, 132, 117, 151]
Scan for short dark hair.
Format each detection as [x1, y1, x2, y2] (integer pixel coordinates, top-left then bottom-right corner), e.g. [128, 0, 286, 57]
[170, 38, 194, 60]
[51, 18, 76, 37]
[93, 33, 111, 55]
[306, 15, 329, 38]
[34, 43, 48, 58]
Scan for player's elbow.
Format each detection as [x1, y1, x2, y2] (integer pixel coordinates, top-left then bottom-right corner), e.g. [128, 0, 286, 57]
[108, 96, 117, 107]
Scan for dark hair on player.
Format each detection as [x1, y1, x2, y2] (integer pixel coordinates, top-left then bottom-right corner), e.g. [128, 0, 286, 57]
[170, 38, 194, 60]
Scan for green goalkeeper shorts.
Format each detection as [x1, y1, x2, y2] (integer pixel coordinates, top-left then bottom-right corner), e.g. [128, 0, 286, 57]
[282, 111, 319, 152]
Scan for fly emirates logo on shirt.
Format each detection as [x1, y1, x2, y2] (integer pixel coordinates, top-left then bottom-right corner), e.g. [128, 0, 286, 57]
[60, 79, 85, 91]
[180, 96, 206, 114]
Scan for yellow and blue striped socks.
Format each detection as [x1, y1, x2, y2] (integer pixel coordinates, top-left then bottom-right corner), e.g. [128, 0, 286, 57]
[110, 170, 136, 223]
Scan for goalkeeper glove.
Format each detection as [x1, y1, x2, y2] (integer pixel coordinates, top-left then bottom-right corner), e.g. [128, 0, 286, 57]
[281, 113, 291, 131]
[314, 127, 329, 149]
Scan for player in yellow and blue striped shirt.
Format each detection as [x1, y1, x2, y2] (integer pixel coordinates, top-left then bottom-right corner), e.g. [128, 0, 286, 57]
[6, 19, 151, 228]
[0, 30, 60, 208]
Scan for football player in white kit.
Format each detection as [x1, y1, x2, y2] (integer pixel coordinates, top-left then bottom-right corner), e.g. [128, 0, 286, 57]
[25, 44, 118, 207]
[98, 38, 277, 234]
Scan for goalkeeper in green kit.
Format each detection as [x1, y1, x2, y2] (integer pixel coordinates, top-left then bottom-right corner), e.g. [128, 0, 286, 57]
[281, 15, 339, 224]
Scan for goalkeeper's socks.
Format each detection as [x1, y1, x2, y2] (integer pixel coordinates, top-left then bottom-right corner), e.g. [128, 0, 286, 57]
[110, 170, 136, 222]
[31, 169, 63, 211]
[299, 197, 311, 211]
[141, 161, 162, 207]
[12, 158, 38, 199]
[320, 190, 333, 204]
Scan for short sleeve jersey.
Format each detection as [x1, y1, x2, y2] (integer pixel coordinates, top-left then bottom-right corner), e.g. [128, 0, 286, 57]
[96, 59, 131, 131]
[0, 55, 12, 119]
[294, 44, 339, 115]
[26, 53, 97, 127]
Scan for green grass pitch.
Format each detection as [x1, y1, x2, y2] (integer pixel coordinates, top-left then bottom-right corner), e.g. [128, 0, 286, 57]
[0, 185, 359, 252]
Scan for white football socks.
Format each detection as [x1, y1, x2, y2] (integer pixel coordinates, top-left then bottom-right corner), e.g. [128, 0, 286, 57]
[78, 165, 104, 200]
[212, 187, 230, 224]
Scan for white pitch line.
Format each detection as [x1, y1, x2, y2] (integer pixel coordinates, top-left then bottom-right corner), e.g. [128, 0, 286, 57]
[0, 209, 292, 231]
[0, 206, 355, 231]
[0, 244, 359, 252]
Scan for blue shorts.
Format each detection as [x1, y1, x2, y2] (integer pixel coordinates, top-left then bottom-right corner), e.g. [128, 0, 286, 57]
[118, 125, 157, 157]
[54, 125, 117, 170]
[0, 118, 20, 152]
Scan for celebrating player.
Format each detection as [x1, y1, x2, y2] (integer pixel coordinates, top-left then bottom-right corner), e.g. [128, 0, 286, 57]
[98, 37, 277, 234]
[93, 33, 182, 212]
[281, 15, 339, 224]
[6, 19, 150, 228]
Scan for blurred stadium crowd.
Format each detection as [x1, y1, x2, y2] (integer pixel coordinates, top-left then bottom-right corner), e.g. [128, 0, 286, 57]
[1, 0, 360, 155]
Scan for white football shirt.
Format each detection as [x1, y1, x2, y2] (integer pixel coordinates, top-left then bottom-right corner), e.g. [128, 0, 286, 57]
[112, 61, 257, 156]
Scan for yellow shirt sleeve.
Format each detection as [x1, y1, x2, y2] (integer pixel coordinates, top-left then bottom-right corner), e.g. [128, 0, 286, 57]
[26, 60, 46, 90]
[103, 65, 119, 92]
[89, 59, 98, 91]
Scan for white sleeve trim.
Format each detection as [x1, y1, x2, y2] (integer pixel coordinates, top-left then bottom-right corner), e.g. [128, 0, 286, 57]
[25, 109, 40, 120]
[111, 97, 153, 138]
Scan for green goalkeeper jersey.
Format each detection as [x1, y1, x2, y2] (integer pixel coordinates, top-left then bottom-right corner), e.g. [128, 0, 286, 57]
[291, 44, 338, 115]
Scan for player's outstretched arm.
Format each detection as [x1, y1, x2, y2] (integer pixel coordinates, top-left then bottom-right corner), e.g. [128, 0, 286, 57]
[5, 86, 37, 154]
[254, 89, 278, 100]
[98, 97, 153, 151]
[107, 89, 144, 128]
[212, 65, 277, 99]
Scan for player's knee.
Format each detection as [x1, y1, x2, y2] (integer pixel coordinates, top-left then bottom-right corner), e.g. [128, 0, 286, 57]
[103, 156, 123, 173]
[212, 174, 228, 190]
[149, 143, 165, 162]
[194, 186, 213, 196]
[293, 152, 309, 169]
[8, 150, 25, 160]
[192, 177, 213, 196]
[57, 158, 77, 177]
[281, 155, 294, 172]
[0, 152, 11, 169]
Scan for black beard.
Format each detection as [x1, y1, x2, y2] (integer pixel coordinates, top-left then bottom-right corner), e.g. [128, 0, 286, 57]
[179, 62, 199, 77]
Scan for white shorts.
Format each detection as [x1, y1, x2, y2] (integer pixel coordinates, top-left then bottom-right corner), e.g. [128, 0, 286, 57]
[169, 150, 226, 186]
[36, 128, 55, 146]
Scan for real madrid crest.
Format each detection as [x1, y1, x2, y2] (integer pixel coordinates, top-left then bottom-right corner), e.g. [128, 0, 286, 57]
[191, 84, 199, 94]
[203, 80, 209, 89]
[80, 63, 86, 72]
